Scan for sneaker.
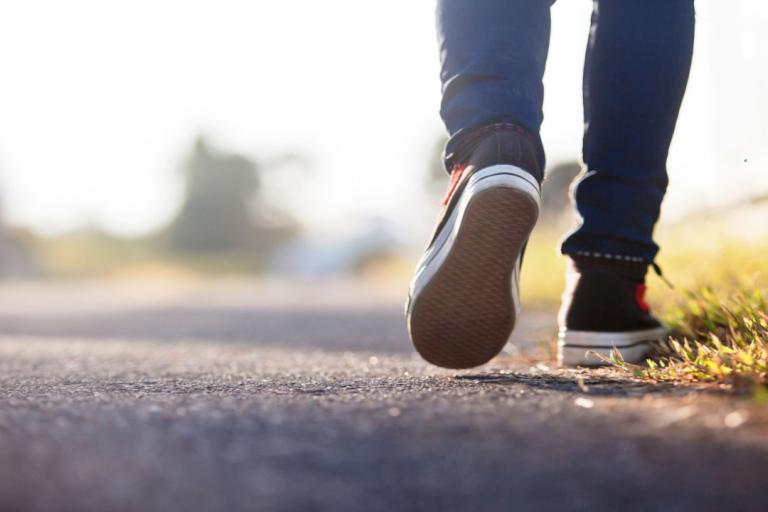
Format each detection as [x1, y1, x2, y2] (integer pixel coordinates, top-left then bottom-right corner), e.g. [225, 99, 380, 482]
[406, 126, 542, 369]
[557, 255, 668, 366]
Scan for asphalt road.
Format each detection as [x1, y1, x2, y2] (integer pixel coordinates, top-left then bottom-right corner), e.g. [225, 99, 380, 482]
[0, 279, 766, 512]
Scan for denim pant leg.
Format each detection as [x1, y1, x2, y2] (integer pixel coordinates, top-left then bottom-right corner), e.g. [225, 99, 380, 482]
[561, 0, 695, 262]
[437, 0, 553, 172]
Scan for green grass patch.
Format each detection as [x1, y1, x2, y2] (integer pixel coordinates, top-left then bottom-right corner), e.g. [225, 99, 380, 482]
[610, 284, 768, 389]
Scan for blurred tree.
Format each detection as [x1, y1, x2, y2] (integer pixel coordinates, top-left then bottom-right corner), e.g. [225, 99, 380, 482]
[424, 135, 449, 201]
[0, 187, 40, 277]
[540, 161, 581, 224]
[166, 136, 297, 254]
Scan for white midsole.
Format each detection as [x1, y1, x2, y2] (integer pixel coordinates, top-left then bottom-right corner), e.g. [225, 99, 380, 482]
[558, 326, 669, 347]
[558, 326, 668, 366]
[559, 344, 652, 366]
[406, 165, 540, 318]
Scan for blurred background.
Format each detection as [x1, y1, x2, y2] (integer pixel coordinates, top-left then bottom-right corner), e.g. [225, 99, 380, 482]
[0, 0, 766, 305]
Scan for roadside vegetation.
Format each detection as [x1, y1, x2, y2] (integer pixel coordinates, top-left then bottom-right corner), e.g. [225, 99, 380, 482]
[606, 221, 768, 390]
[512, 196, 768, 389]
[606, 284, 768, 390]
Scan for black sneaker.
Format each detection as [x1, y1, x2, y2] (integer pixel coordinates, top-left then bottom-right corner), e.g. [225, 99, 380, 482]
[557, 255, 668, 366]
[406, 125, 542, 369]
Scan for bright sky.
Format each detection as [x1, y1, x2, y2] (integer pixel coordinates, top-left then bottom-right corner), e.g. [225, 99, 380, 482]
[0, 1, 766, 236]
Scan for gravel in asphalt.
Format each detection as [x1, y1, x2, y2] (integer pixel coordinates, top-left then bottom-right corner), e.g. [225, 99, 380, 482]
[0, 279, 766, 512]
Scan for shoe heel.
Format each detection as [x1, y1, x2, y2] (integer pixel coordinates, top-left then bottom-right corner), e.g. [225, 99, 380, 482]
[408, 172, 539, 369]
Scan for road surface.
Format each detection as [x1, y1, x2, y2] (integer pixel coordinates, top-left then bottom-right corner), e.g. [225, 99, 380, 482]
[0, 279, 766, 512]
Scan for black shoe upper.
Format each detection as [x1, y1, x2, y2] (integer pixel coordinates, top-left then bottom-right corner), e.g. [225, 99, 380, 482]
[449, 124, 544, 183]
[559, 255, 664, 332]
[427, 125, 543, 249]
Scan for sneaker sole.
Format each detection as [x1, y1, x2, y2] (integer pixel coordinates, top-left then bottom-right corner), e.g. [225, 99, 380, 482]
[406, 167, 539, 369]
[558, 326, 668, 367]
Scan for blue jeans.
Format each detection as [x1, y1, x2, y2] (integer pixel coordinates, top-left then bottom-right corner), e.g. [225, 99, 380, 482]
[438, 0, 695, 262]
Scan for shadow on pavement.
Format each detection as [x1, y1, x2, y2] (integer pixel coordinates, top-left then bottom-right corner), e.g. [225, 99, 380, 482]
[454, 371, 726, 397]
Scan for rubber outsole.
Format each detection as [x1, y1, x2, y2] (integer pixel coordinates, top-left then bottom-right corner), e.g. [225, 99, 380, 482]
[408, 186, 538, 369]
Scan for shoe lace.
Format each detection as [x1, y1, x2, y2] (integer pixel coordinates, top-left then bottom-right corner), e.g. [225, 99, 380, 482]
[651, 262, 674, 289]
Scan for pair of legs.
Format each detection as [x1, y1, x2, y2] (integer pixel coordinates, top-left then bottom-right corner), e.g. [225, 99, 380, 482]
[438, 0, 695, 262]
[407, 0, 695, 368]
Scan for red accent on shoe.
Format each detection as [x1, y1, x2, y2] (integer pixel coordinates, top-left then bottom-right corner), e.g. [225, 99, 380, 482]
[441, 165, 465, 206]
[635, 284, 650, 312]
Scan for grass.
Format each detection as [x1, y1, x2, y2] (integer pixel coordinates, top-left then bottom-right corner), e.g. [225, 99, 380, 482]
[617, 285, 768, 389]
[599, 220, 768, 389]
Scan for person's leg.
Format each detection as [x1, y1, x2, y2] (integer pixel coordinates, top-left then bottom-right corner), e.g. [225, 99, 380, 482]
[562, 0, 695, 262]
[558, 0, 695, 366]
[437, 0, 554, 179]
[407, 0, 553, 369]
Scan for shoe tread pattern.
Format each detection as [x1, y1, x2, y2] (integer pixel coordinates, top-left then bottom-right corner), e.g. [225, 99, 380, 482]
[410, 187, 538, 369]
